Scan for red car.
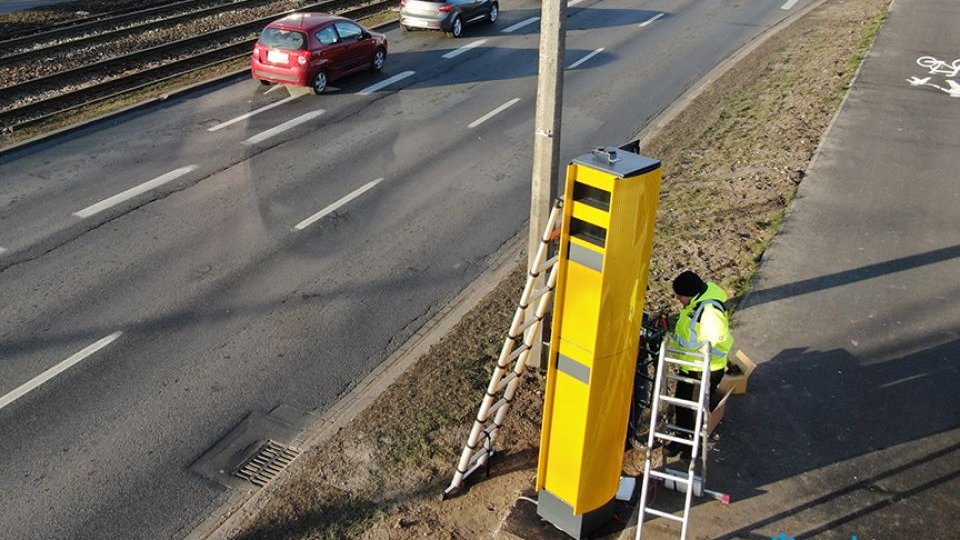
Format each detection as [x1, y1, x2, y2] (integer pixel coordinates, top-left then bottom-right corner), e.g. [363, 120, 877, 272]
[252, 13, 388, 94]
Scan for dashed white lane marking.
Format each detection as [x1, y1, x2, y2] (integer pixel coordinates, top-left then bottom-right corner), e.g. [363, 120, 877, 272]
[468, 98, 520, 128]
[294, 178, 384, 231]
[502, 17, 539, 33]
[243, 110, 325, 145]
[0, 331, 122, 412]
[878, 373, 928, 389]
[569, 0, 585, 5]
[640, 12, 664, 27]
[73, 165, 198, 219]
[207, 96, 300, 132]
[781, 0, 800, 9]
[567, 48, 604, 69]
[0, 247, 6, 255]
[442, 40, 488, 59]
[359, 70, 416, 95]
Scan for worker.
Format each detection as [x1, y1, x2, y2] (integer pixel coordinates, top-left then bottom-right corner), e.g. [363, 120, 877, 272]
[665, 270, 734, 459]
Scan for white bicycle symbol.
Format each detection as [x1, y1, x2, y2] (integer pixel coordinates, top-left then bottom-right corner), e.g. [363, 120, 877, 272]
[916, 56, 960, 77]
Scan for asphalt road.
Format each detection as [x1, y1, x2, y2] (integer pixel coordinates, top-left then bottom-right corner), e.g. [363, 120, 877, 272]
[0, 0, 816, 537]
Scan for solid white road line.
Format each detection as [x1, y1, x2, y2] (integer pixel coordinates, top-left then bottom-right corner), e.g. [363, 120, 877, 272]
[502, 17, 539, 33]
[640, 12, 664, 27]
[358, 70, 416, 95]
[207, 96, 300, 132]
[468, 98, 520, 128]
[243, 110, 325, 145]
[73, 165, 198, 219]
[569, 0, 586, 5]
[294, 178, 384, 231]
[781, 0, 799, 9]
[442, 40, 488, 59]
[0, 331, 122, 412]
[567, 48, 604, 69]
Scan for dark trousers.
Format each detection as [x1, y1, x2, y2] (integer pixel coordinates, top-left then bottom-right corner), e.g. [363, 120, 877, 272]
[675, 369, 725, 435]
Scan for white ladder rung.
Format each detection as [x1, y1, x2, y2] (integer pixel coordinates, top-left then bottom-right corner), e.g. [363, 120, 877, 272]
[535, 254, 560, 274]
[664, 357, 704, 370]
[493, 372, 519, 394]
[660, 395, 702, 409]
[486, 398, 509, 418]
[643, 507, 684, 522]
[654, 432, 694, 446]
[527, 285, 552, 306]
[514, 316, 541, 336]
[666, 373, 703, 385]
[505, 344, 529, 364]
[665, 423, 696, 436]
[467, 446, 492, 468]
[649, 469, 691, 484]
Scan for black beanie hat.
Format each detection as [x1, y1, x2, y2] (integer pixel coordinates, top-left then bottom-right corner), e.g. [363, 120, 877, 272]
[672, 271, 706, 297]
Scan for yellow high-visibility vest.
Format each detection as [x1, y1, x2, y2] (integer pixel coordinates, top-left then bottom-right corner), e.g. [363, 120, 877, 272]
[672, 282, 734, 372]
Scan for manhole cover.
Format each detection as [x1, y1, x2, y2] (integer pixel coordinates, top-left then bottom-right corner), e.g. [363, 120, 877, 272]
[234, 440, 300, 487]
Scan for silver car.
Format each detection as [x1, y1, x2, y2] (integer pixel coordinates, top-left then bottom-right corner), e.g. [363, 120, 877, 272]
[399, 0, 499, 38]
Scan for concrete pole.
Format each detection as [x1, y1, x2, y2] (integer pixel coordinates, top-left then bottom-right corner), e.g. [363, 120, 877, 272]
[527, 0, 566, 369]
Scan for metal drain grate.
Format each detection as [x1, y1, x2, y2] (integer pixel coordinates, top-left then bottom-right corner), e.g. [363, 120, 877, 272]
[234, 440, 300, 487]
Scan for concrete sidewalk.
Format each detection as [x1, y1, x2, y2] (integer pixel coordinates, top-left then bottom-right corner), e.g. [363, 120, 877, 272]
[627, 0, 960, 538]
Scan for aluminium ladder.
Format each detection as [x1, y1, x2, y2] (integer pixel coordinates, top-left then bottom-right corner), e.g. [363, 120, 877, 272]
[635, 341, 713, 540]
[442, 199, 563, 499]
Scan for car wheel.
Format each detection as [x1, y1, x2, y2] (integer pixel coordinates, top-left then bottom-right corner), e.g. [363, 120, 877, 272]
[312, 70, 328, 95]
[258, 79, 273, 86]
[402, 24, 413, 32]
[487, 2, 498, 23]
[446, 15, 462, 38]
[370, 48, 386, 72]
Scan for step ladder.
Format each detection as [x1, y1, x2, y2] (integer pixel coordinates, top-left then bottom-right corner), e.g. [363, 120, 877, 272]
[635, 341, 713, 539]
[442, 199, 563, 499]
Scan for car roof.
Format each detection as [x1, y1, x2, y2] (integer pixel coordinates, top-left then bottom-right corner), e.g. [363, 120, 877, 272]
[266, 12, 350, 31]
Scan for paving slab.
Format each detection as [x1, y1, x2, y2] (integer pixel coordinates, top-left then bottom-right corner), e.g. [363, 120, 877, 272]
[626, 0, 960, 538]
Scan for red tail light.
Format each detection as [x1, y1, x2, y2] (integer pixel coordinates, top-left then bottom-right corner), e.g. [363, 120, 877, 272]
[438, 3, 453, 11]
[399, 0, 406, 6]
[297, 51, 311, 65]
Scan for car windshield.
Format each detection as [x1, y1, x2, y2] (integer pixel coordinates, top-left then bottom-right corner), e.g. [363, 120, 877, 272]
[258, 28, 307, 50]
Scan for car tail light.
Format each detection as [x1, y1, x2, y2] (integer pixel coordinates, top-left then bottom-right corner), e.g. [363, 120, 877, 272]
[399, 0, 405, 6]
[438, 3, 453, 11]
[297, 51, 311, 65]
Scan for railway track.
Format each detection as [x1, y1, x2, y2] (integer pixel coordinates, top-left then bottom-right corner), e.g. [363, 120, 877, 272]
[0, 0, 285, 64]
[0, 0, 397, 135]
[0, 0, 174, 41]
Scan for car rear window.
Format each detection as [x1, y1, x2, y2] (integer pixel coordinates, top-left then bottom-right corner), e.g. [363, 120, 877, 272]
[258, 28, 307, 50]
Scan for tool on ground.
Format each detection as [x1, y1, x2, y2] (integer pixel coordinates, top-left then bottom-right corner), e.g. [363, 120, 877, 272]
[441, 199, 563, 499]
[635, 341, 726, 539]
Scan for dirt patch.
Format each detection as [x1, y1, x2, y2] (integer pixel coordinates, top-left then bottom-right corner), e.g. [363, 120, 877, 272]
[229, 0, 891, 538]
